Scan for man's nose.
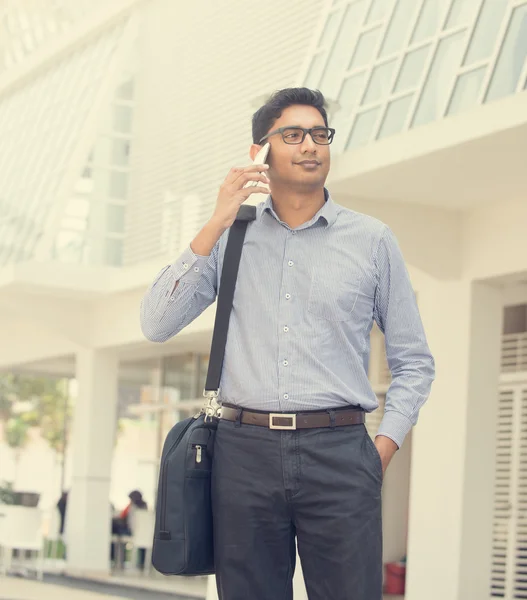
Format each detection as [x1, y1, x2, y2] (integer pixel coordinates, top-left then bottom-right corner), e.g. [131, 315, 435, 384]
[300, 131, 317, 152]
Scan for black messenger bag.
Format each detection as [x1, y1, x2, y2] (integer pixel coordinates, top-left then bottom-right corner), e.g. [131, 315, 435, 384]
[151, 204, 256, 576]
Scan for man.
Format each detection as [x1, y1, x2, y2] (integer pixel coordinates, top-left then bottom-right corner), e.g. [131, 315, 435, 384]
[141, 88, 435, 600]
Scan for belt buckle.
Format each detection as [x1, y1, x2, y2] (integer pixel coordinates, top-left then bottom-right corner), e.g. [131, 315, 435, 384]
[269, 413, 297, 430]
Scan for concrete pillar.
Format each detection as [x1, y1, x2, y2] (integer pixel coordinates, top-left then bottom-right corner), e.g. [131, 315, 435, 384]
[405, 279, 502, 600]
[65, 348, 119, 576]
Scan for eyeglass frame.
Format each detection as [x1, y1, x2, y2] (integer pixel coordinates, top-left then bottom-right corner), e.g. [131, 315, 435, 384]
[259, 126, 336, 145]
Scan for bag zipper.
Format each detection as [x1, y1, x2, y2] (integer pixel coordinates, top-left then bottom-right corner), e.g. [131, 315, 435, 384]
[193, 444, 203, 464]
[159, 418, 196, 537]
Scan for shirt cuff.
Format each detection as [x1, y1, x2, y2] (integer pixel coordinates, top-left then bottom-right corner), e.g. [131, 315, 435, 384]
[376, 410, 413, 449]
[171, 245, 210, 284]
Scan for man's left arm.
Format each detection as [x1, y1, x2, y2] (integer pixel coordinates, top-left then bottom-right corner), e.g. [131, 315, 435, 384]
[372, 226, 435, 473]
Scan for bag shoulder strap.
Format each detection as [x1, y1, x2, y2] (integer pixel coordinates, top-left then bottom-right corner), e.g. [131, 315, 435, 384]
[203, 204, 256, 403]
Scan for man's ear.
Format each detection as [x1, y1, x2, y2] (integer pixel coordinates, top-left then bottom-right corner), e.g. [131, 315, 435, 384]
[249, 144, 262, 161]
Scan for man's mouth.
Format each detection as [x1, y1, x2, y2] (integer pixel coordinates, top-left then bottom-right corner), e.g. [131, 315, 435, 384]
[296, 160, 320, 167]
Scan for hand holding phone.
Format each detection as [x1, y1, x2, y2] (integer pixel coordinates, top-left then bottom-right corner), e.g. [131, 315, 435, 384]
[211, 144, 271, 230]
[244, 143, 271, 189]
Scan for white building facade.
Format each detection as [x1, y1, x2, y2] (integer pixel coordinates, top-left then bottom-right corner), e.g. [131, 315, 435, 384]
[0, 1, 527, 598]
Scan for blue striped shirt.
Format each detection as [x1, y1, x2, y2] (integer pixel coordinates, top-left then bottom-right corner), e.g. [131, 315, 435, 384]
[140, 192, 435, 448]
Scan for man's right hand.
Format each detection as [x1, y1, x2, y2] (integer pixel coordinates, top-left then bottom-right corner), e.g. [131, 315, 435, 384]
[210, 164, 270, 230]
[189, 164, 270, 258]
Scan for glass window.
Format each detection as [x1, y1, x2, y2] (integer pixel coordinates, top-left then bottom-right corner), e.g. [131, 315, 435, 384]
[378, 94, 414, 138]
[349, 27, 382, 70]
[319, 9, 342, 48]
[412, 0, 449, 43]
[379, 0, 419, 57]
[113, 105, 132, 134]
[305, 51, 327, 88]
[394, 45, 431, 92]
[464, 0, 508, 65]
[445, 0, 480, 29]
[412, 31, 466, 127]
[105, 238, 123, 266]
[365, 0, 393, 24]
[447, 67, 486, 116]
[106, 204, 125, 233]
[485, 5, 527, 103]
[109, 171, 129, 200]
[320, 1, 368, 97]
[163, 354, 196, 401]
[339, 71, 368, 112]
[346, 107, 381, 149]
[331, 72, 368, 152]
[112, 139, 130, 166]
[361, 59, 397, 105]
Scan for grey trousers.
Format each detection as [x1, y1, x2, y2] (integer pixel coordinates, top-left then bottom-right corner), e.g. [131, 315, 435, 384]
[211, 416, 383, 600]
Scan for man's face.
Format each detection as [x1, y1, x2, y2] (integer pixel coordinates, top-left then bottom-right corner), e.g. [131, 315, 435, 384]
[255, 104, 331, 190]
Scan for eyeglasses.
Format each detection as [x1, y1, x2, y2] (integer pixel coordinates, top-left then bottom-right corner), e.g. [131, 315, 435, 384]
[259, 126, 336, 145]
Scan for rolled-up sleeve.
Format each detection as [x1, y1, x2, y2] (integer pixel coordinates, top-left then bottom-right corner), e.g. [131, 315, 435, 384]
[373, 226, 435, 448]
[140, 243, 219, 343]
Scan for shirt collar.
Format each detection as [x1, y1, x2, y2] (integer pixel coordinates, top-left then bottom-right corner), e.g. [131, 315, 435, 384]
[262, 188, 338, 229]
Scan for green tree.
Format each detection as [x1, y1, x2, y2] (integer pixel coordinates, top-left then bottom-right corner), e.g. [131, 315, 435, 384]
[0, 373, 71, 459]
[4, 415, 31, 482]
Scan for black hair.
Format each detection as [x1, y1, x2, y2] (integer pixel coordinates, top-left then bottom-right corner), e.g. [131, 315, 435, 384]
[251, 88, 329, 144]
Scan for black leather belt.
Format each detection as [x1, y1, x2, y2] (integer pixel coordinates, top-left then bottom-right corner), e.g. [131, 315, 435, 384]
[220, 404, 365, 430]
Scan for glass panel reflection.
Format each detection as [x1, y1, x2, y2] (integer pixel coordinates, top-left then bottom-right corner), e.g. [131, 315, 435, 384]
[320, 9, 342, 48]
[332, 72, 368, 152]
[320, 1, 368, 97]
[447, 67, 486, 116]
[445, 0, 480, 30]
[394, 45, 431, 93]
[362, 59, 397, 104]
[106, 204, 125, 233]
[412, 0, 448, 44]
[346, 107, 380, 149]
[412, 31, 466, 127]
[485, 5, 527, 102]
[378, 93, 414, 138]
[365, 0, 393, 25]
[379, 0, 419, 57]
[464, 0, 508, 65]
[349, 27, 381, 71]
[305, 52, 327, 88]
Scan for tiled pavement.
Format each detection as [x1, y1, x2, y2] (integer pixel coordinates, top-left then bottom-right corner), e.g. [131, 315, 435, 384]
[0, 574, 197, 600]
[0, 573, 405, 600]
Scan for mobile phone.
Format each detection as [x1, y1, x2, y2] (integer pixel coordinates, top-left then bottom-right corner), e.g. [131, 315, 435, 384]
[244, 142, 270, 188]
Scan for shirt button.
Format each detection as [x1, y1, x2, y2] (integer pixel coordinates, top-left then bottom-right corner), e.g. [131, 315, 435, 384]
[285, 293, 291, 300]
[183, 263, 189, 269]
[288, 260, 294, 267]
[193, 267, 199, 272]
[283, 326, 289, 332]
[283, 360, 288, 366]
[283, 394, 289, 400]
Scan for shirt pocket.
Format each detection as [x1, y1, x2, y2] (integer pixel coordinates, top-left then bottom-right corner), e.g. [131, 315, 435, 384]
[307, 265, 363, 322]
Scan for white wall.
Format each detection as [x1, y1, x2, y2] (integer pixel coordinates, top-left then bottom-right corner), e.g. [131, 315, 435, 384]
[463, 196, 527, 280]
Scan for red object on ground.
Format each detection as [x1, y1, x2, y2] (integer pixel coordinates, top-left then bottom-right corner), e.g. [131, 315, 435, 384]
[384, 561, 406, 595]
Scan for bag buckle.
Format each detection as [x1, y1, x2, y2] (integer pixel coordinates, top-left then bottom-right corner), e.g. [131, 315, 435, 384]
[269, 413, 297, 430]
[202, 390, 222, 422]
